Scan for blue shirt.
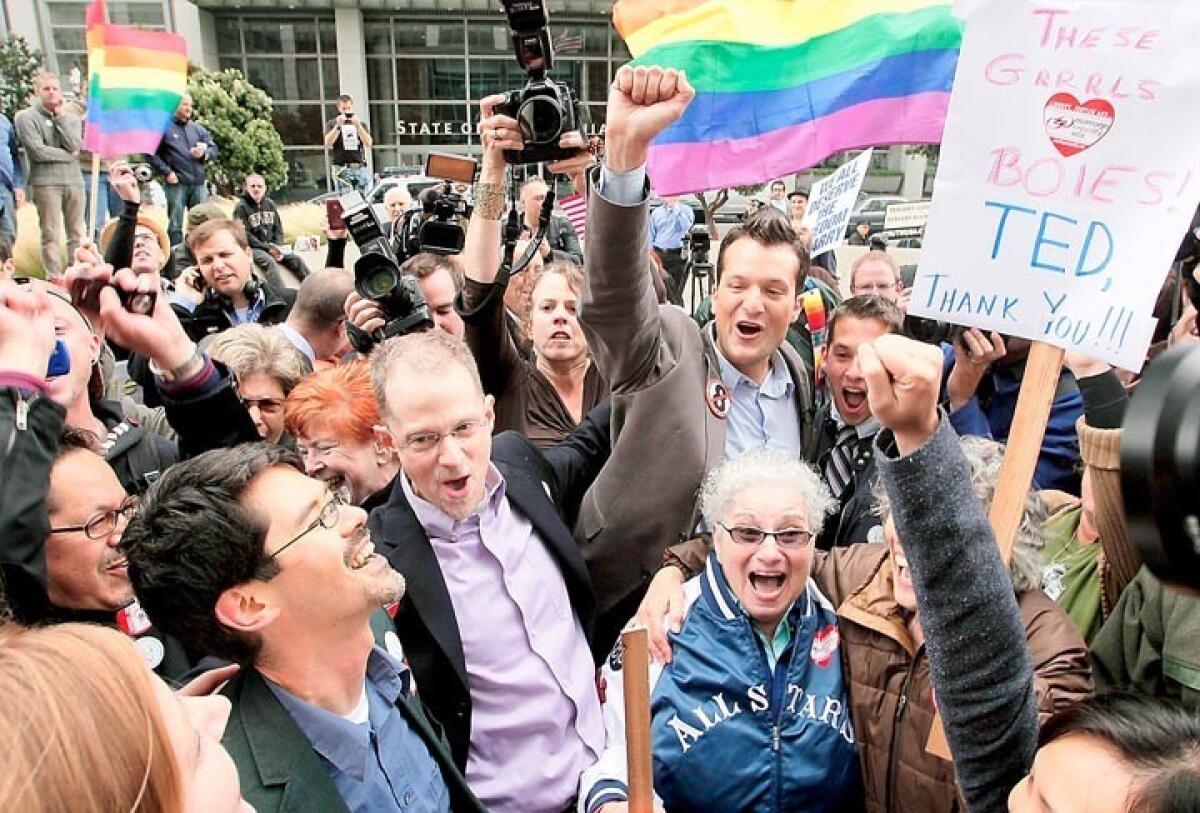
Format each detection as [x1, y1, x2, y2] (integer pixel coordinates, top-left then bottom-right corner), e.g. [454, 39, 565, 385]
[713, 332, 803, 461]
[649, 202, 694, 250]
[267, 647, 451, 813]
[0, 114, 23, 191]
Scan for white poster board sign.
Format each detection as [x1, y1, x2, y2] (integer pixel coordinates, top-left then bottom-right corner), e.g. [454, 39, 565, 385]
[884, 201, 932, 232]
[803, 149, 873, 257]
[911, 0, 1200, 370]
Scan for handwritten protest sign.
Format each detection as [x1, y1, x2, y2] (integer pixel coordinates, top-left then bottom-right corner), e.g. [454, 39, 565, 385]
[803, 149, 873, 258]
[911, 0, 1200, 370]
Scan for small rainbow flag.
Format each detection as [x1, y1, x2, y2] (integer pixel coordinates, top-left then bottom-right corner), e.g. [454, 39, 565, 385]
[614, 0, 963, 195]
[83, 0, 189, 158]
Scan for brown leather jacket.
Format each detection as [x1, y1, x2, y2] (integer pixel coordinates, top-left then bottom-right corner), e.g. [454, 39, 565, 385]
[813, 543, 1094, 813]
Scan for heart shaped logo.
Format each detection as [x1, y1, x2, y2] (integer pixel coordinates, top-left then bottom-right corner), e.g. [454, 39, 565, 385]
[1044, 93, 1115, 157]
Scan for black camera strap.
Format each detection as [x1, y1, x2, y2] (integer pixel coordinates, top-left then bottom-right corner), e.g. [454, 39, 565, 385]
[493, 180, 555, 292]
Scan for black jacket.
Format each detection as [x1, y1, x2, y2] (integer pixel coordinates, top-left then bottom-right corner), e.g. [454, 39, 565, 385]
[546, 214, 584, 265]
[366, 401, 611, 769]
[232, 192, 285, 252]
[181, 281, 296, 342]
[220, 618, 485, 813]
[810, 403, 882, 550]
[0, 387, 197, 680]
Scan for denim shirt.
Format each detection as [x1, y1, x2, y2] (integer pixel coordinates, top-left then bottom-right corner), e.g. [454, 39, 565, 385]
[267, 647, 451, 813]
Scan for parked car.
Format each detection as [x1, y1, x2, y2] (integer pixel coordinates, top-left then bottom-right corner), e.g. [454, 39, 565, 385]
[308, 175, 445, 222]
[845, 194, 907, 236]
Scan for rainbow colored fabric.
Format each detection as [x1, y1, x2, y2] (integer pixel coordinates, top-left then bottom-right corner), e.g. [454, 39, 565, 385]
[83, 0, 189, 158]
[614, 0, 963, 195]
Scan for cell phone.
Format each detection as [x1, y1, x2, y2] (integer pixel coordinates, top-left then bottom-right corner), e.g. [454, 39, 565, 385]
[326, 198, 346, 231]
[47, 339, 70, 378]
[426, 153, 478, 185]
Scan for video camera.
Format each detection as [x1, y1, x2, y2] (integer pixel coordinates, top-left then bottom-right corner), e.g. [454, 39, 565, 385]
[493, 0, 582, 165]
[1121, 344, 1200, 594]
[341, 190, 433, 341]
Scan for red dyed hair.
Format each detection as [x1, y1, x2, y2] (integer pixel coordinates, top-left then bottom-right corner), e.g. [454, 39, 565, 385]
[283, 360, 380, 444]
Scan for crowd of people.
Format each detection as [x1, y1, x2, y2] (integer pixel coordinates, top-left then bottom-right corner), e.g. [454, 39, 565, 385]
[1, 55, 1199, 813]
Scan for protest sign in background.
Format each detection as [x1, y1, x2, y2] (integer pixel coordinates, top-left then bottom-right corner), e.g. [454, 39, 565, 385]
[883, 200, 931, 241]
[911, 0, 1200, 370]
[803, 149, 873, 257]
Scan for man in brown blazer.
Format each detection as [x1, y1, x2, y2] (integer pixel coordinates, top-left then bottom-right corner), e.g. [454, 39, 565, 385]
[576, 65, 816, 653]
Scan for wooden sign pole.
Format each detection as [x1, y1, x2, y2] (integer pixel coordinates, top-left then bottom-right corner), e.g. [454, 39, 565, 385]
[926, 340, 1066, 759]
[622, 626, 654, 813]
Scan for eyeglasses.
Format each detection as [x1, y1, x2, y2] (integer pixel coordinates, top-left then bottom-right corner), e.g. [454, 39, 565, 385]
[851, 283, 899, 294]
[717, 523, 814, 549]
[398, 419, 485, 455]
[269, 493, 345, 559]
[49, 496, 140, 540]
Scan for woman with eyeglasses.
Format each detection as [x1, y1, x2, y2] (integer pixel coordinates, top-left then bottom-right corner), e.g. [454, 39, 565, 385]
[207, 323, 308, 446]
[619, 437, 1092, 813]
[581, 448, 863, 813]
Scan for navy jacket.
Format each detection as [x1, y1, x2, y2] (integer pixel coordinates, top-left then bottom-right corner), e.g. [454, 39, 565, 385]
[0, 113, 22, 192]
[150, 117, 217, 185]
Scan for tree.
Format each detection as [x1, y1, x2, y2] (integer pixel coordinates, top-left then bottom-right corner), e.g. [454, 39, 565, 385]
[694, 182, 766, 236]
[187, 65, 287, 193]
[0, 34, 43, 122]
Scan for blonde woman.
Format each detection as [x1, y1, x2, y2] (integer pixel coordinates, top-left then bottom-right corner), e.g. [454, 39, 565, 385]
[208, 322, 309, 444]
[0, 622, 250, 813]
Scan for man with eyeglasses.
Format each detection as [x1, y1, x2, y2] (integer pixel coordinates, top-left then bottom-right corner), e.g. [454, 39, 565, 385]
[0, 278, 195, 675]
[848, 251, 904, 304]
[367, 330, 612, 812]
[121, 442, 484, 812]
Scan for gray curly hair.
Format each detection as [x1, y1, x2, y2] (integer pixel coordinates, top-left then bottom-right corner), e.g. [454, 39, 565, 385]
[701, 448, 836, 534]
[871, 435, 1048, 593]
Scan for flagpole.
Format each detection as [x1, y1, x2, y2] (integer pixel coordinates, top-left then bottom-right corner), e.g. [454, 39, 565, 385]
[88, 153, 102, 245]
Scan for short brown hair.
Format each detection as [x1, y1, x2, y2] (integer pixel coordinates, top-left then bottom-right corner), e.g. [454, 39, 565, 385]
[400, 252, 463, 292]
[0, 623, 183, 812]
[523, 260, 584, 330]
[826, 295, 904, 346]
[186, 217, 249, 254]
[716, 207, 809, 291]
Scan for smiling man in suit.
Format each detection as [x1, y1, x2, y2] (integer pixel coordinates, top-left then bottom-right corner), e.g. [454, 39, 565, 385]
[367, 331, 610, 813]
[122, 443, 483, 813]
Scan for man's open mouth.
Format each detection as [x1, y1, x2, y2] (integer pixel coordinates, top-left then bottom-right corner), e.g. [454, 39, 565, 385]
[735, 321, 765, 340]
[842, 386, 867, 411]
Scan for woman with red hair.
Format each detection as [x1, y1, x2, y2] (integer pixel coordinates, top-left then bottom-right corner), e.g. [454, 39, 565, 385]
[283, 360, 399, 510]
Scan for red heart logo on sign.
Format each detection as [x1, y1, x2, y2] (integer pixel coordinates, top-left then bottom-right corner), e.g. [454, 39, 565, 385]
[1043, 93, 1115, 157]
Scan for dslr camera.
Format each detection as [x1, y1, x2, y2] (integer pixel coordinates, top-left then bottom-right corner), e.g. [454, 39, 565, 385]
[493, 0, 581, 165]
[340, 190, 433, 341]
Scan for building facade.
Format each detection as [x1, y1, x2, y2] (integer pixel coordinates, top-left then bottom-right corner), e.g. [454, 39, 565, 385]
[2, 0, 623, 200]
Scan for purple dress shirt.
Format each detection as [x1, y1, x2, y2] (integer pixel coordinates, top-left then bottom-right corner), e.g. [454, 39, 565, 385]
[402, 465, 602, 812]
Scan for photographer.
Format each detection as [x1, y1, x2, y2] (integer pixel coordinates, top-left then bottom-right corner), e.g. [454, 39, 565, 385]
[519, 176, 583, 264]
[324, 94, 373, 193]
[456, 97, 609, 449]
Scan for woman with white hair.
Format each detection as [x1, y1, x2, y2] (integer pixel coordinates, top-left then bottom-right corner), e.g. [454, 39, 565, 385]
[580, 448, 862, 813]
[631, 436, 1093, 813]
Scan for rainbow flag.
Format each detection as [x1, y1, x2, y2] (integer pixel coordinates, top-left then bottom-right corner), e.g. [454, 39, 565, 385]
[614, 0, 963, 195]
[83, 0, 189, 158]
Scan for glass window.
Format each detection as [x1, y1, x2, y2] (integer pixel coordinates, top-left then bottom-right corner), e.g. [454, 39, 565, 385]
[319, 23, 337, 55]
[272, 103, 325, 145]
[215, 17, 243, 53]
[52, 29, 86, 54]
[467, 23, 511, 55]
[468, 58, 528, 99]
[364, 21, 392, 55]
[47, 3, 87, 25]
[322, 59, 340, 97]
[108, 2, 164, 27]
[370, 103, 397, 143]
[395, 58, 467, 100]
[393, 21, 464, 52]
[218, 56, 243, 73]
[281, 149, 329, 202]
[285, 20, 318, 53]
[245, 26, 284, 55]
[585, 61, 609, 102]
[245, 57, 321, 102]
[366, 58, 394, 100]
[395, 103, 471, 145]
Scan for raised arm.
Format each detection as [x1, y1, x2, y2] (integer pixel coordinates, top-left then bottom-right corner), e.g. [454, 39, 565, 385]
[861, 334, 1037, 812]
[580, 66, 695, 393]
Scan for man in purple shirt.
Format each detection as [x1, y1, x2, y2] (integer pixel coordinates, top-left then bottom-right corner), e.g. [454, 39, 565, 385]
[367, 331, 612, 812]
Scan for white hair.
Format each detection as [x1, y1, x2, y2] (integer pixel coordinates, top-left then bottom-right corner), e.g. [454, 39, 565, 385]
[700, 448, 836, 534]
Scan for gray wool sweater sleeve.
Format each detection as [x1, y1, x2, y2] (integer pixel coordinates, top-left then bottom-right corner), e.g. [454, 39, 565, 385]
[875, 417, 1038, 812]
